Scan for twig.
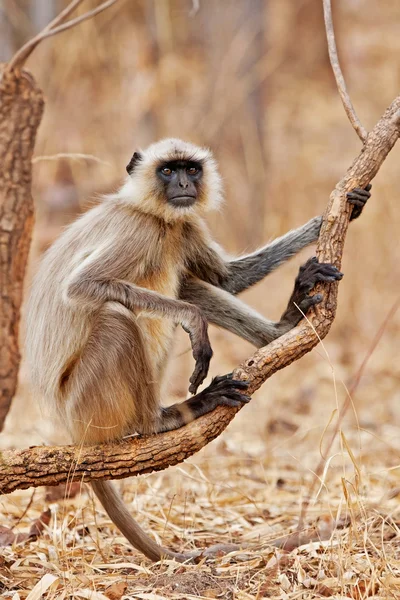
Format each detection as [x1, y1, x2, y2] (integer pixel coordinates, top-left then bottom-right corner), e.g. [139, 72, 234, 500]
[322, 0, 368, 142]
[297, 295, 400, 530]
[32, 153, 111, 167]
[39, 0, 85, 32]
[7, 0, 120, 71]
[13, 489, 36, 527]
[7, 0, 85, 70]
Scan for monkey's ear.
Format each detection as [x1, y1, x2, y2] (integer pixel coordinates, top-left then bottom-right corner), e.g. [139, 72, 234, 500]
[126, 151, 143, 175]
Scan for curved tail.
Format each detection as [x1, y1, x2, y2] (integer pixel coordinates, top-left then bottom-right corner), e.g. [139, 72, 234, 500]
[91, 480, 183, 562]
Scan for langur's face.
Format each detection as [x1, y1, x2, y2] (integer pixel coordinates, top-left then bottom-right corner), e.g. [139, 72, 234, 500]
[156, 160, 203, 208]
[125, 139, 223, 220]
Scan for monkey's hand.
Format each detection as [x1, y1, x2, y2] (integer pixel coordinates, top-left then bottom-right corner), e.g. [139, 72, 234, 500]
[347, 184, 371, 221]
[281, 257, 343, 324]
[182, 309, 213, 394]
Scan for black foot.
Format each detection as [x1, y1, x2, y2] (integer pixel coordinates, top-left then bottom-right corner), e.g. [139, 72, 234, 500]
[347, 184, 371, 221]
[195, 373, 251, 409]
[288, 257, 343, 316]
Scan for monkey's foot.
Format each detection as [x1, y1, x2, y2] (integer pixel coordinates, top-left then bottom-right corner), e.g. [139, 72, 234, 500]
[347, 184, 371, 221]
[195, 373, 251, 410]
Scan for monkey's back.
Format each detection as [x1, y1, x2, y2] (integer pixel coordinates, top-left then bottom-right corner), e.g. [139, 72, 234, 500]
[25, 199, 186, 422]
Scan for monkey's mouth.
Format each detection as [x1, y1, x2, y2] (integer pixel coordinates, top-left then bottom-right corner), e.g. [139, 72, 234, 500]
[168, 195, 196, 208]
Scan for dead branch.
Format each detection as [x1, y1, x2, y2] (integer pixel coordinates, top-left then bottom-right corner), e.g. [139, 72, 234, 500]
[7, 0, 120, 71]
[322, 0, 368, 142]
[1, 96, 399, 496]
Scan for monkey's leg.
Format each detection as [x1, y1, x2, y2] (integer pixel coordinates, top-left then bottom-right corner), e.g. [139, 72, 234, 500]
[155, 374, 250, 433]
[62, 303, 247, 562]
[61, 303, 159, 444]
[181, 257, 342, 347]
[60, 303, 185, 562]
[181, 278, 281, 346]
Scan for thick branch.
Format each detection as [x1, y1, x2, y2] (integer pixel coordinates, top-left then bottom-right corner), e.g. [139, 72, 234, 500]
[322, 0, 368, 142]
[1, 97, 399, 496]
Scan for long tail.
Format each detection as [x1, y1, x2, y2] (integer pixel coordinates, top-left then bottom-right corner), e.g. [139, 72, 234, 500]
[91, 480, 183, 562]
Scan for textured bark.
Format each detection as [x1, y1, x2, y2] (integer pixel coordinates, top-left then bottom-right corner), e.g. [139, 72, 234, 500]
[0, 67, 44, 431]
[1, 96, 399, 496]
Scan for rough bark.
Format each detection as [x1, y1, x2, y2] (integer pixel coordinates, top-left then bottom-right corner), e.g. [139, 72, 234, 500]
[1, 96, 399, 496]
[0, 67, 44, 431]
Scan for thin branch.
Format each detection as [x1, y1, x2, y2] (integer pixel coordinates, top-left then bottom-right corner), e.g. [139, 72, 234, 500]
[32, 153, 111, 167]
[39, 0, 85, 32]
[26, 0, 120, 42]
[7, 0, 85, 70]
[322, 0, 368, 142]
[1, 96, 400, 496]
[7, 0, 120, 71]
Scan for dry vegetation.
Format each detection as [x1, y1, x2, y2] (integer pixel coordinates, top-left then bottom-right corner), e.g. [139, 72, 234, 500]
[1, 0, 400, 598]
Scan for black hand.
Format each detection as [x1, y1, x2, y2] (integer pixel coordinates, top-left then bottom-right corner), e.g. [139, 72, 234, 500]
[347, 184, 371, 221]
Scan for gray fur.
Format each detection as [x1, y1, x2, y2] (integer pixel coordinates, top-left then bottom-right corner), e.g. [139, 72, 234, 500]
[180, 279, 289, 347]
[179, 215, 323, 347]
[221, 216, 322, 295]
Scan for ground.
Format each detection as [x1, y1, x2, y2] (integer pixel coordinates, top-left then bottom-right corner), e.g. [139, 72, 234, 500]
[2, 346, 400, 599]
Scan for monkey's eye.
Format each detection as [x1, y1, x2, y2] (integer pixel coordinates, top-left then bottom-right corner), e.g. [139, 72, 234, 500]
[161, 167, 172, 176]
[187, 167, 199, 176]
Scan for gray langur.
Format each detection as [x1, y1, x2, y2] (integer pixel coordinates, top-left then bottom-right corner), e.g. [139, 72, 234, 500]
[25, 138, 370, 562]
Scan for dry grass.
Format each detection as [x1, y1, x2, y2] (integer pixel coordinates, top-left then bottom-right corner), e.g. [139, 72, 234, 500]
[2, 435, 400, 598]
[1, 0, 400, 597]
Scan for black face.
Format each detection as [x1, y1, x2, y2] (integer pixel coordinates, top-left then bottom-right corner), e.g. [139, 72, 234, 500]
[156, 160, 203, 208]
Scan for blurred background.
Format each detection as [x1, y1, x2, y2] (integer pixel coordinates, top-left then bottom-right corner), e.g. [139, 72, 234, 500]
[1, 0, 400, 500]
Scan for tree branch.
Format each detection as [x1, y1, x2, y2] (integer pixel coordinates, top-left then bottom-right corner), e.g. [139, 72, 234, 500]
[7, 0, 120, 72]
[322, 0, 368, 142]
[1, 97, 399, 496]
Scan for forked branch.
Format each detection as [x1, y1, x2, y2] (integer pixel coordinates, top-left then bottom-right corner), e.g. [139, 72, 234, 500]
[7, 0, 120, 71]
[1, 97, 399, 496]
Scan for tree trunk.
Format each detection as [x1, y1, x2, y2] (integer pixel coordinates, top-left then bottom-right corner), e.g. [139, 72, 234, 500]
[0, 66, 44, 431]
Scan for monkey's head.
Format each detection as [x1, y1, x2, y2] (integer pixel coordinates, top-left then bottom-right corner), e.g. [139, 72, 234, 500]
[120, 138, 223, 222]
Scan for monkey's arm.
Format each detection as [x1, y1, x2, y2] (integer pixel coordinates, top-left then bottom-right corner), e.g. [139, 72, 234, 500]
[222, 216, 322, 295]
[181, 257, 342, 347]
[219, 187, 371, 295]
[180, 278, 282, 346]
[66, 269, 211, 393]
[184, 216, 321, 293]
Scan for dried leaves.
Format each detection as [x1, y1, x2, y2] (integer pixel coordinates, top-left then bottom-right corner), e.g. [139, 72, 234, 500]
[0, 509, 50, 546]
[1, 460, 400, 599]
